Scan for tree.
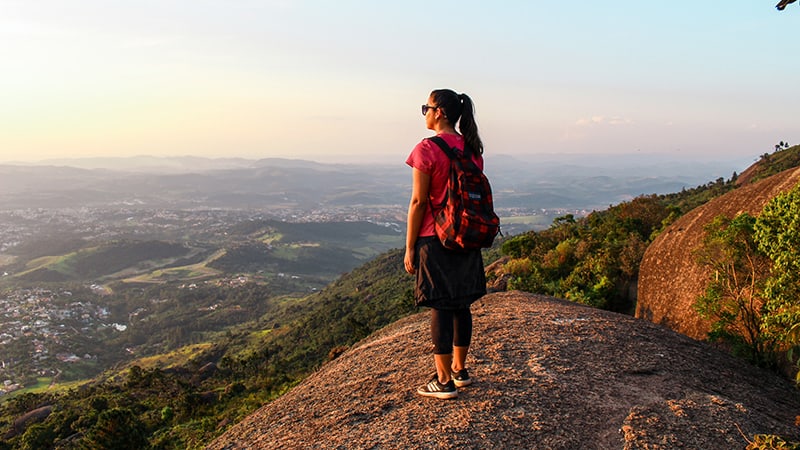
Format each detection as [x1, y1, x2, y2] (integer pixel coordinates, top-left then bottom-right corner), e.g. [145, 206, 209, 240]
[19, 423, 57, 450]
[694, 214, 773, 365]
[694, 183, 800, 370]
[775, 141, 791, 152]
[81, 408, 149, 450]
[754, 183, 800, 351]
[501, 195, 672, 313]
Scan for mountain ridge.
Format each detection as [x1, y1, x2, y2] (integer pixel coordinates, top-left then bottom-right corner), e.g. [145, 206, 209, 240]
[0, 154, 736, 212]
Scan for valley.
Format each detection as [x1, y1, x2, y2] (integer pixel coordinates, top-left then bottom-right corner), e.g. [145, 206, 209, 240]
[0, 206, 406, 395]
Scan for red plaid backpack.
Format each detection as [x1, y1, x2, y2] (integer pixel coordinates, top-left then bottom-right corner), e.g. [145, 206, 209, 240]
[428, 136, 500, 250]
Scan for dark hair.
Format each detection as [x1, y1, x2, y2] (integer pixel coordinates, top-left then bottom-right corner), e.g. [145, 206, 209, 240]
[430, 89, 484, 155]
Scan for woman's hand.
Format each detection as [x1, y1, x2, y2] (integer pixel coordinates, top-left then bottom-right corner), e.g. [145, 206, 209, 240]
[404, 247, 416, 274]
[405, 168, 430, 276]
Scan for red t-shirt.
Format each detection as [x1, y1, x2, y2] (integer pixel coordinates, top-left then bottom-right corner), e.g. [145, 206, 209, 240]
[405, 133, 485, 237]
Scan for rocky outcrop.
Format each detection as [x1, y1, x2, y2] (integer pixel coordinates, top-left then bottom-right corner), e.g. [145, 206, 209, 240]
[485, 255, 511, 292]
[5, 405, 53, 439]
[636, 167, 800, 340]
[207, 291, 800, 449]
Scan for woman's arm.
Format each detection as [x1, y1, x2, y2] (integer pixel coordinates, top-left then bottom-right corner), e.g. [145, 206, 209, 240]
[404, 168, 431, 274]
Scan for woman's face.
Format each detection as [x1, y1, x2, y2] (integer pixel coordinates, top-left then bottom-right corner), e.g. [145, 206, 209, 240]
[424, 95, 438, 131]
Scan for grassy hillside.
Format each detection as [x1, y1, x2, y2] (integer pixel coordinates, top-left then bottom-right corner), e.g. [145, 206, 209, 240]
[14, 240, 198, 282]
[208, 220, 402, 277]
[739, 143, 800, 184]
[0, 249, 415, 449]
[1, 219, 402, 287]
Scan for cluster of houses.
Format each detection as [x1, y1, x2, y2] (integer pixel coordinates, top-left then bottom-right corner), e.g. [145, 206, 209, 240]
[0, 288, 114, 396]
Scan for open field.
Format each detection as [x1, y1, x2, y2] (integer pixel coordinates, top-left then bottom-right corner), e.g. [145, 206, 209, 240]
[500, 214, 556, 231]
[128, 343, 214, 371]
[123, 250, 226, 283]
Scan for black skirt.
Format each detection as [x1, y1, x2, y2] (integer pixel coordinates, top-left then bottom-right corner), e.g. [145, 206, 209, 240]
[414, 236, 486, 309]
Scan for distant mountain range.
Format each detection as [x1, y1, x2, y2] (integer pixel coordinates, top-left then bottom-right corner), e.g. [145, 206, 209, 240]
[0, 154, 743, 211]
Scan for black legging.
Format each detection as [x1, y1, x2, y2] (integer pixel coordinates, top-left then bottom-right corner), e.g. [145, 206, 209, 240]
[430, 307, 472, 355]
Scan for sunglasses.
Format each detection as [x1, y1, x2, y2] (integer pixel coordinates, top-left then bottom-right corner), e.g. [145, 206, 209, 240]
[421, 104, 439, 115]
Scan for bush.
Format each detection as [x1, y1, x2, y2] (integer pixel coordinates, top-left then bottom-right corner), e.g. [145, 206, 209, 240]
[694, 183, 800, 371]
[755, 183, 800, 350]
[694, 214, 773, 365]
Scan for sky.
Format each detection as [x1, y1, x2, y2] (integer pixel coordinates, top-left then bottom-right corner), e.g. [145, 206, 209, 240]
[1, 1, 798, 166]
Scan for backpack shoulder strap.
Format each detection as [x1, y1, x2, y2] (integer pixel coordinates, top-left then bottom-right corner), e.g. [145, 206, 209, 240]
[427, 136, 459, 160]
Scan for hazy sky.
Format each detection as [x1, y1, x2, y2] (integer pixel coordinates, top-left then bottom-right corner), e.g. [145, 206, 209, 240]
[1, 1, 797, 165]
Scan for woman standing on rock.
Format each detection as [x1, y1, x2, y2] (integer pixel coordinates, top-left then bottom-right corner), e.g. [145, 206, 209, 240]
[404, 88, 487, 399]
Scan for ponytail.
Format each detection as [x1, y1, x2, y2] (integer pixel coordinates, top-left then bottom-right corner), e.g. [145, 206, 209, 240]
[430, 89, 484, 155]
[457, 93, 483, 155]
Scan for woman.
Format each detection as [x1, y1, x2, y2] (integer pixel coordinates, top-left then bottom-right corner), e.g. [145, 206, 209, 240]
[404, 89, 487, 399]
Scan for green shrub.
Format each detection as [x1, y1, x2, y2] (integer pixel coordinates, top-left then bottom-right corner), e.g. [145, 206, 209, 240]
[755, 183, 800, 350]
[746, 433, 800, 450]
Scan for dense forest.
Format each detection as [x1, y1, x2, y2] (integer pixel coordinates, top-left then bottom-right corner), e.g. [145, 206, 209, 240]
[1, 145, 798, 449]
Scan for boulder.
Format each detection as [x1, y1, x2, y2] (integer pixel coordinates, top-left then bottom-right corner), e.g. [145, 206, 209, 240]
[637, 167, 800, 340]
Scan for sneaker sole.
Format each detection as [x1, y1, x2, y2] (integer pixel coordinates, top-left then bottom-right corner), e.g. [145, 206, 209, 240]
[453, 378, 472, 388]
[417, 389, 458, 399]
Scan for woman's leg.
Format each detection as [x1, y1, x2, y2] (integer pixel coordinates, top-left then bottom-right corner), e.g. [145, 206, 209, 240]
[452, 346, 468, 373]
[434, 354, 453, 384]
[430, 308, 454, 383]
[452, 307, 472, 372]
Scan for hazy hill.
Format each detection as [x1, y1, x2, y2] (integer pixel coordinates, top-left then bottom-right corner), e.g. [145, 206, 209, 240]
[208, 291, 800, 449]
[0, 154, 738, 211]
[0, 159, 407, 210]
